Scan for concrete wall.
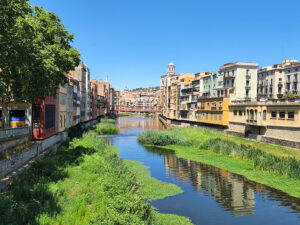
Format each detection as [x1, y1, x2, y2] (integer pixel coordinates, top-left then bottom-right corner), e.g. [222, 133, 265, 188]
[0, 131, 67, 178]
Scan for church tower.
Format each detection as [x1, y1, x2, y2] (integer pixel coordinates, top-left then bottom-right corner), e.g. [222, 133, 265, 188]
[167, 62, 175, 76]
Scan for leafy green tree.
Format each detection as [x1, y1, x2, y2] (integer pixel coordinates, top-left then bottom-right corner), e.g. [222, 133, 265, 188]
[0, 0, 80, 128]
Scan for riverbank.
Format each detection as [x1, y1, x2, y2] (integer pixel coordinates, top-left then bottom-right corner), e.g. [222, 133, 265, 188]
[0, 127, 192, 224]
[138, 127, 300, 198]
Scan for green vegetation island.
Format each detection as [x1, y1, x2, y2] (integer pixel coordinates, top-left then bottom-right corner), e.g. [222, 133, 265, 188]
[138, 127, 300, 198]
[0, 122, 192, 225]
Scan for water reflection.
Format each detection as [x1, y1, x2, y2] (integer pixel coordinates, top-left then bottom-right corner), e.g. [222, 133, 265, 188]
[106, 116, 300, 224]
[145, 146, 300, 219]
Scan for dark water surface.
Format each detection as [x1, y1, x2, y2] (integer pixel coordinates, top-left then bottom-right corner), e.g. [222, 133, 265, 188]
[105, 116, 300, 225]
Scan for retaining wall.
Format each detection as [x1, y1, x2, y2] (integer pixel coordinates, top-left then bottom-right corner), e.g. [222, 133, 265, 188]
[0, 119, 99, 191]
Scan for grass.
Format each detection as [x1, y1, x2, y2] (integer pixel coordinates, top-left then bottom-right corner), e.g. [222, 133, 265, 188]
[101, 118, 116, 124]
[138, 130, 193, 146]
[138, 127, 300, 198]
[0, 129, 192, 225]
[124, 160, 183, 200]
[94, 123, 120, 135]
[119, 113, 130, 116]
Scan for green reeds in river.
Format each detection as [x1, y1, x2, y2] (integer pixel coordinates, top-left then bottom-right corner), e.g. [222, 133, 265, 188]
[201, 138, 300, 179]
[137, 130, 193, 146]
[119, 113, 130, 116]
[94, 123, 120, 135]
[101, 118, 116, 124]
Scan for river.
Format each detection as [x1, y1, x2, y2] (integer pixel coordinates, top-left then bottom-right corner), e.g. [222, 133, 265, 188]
[105, 116, 300, 225]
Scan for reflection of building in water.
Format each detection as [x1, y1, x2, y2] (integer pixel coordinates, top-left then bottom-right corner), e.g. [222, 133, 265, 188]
[163, 155, 255, 217]
[117, 117, 163, 131]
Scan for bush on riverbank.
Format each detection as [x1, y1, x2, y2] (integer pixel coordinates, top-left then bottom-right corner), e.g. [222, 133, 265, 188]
[119, 113, 130, 116]
[137, 130, 193, 146]
[94, 123, 120, 135]
[201, 138, 300, 179]
[101, 118, 116, 124]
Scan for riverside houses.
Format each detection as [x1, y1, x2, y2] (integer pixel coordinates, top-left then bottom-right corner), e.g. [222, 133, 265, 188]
[32, 93, 59, 140]
[160, 61, 300, 147]
[228, 100, 300, 143]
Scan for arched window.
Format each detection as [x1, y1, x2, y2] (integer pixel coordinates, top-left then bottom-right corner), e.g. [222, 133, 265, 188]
[250, 109, 254, 120]
[263, 110, 266, 121]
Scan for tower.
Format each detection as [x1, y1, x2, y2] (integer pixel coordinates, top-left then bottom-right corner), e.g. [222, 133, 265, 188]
[167, 62, 175, 76]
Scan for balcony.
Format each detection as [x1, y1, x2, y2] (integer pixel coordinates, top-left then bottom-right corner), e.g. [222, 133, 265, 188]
[245, 83, 251, 88]
[278, 81, 283, 87]
[246, 74, 251, 79]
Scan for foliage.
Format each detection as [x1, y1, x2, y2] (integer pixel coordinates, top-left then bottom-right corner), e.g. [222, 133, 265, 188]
[0, 130, 191, 224]
[0, 132, 152, 224]
[138, 130, 193, 146]
[154, 213, 193, 225]
[101, 118, 116, 124]
[201, 138, 300, 179]
[119, 113, 130, 116]
[283, 91, 299, 99]
[124, 160, 183, 201]
[0, 0, 80, 126]
[94, 123, 119, 135]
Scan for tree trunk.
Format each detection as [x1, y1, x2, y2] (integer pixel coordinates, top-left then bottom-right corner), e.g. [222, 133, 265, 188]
[2, 102, 9, 129]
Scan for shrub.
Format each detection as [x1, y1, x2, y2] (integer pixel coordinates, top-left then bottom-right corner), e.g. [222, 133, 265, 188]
[138, 130, 192, 146]
[94, 123, 119, 135]
[201, 138, 300, 179]
[101, 118, 116, 124]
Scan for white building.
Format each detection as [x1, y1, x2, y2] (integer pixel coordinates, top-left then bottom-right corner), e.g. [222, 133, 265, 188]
[218, 62, 258, 102]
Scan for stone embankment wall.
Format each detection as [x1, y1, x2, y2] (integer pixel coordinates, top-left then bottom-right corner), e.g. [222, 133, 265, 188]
[0, 127, 30, 153]
[0, 119, 99, 191]
[159, 114, 300, 150]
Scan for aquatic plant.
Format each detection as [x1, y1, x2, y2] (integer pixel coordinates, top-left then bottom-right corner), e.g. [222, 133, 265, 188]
[94, 123, 120, 135]
[137, 130, 193, 146]
[101, 118, 116, 124]
[201, 138, 300, 179]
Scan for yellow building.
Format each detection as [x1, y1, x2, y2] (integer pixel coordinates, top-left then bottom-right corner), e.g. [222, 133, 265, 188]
[59, 84, 67, 132]
[195, 97, 230, 126]
[228, 101, 300, 142]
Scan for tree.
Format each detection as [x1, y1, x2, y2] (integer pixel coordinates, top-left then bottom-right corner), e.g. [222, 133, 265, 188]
[0, 0, 80, 128]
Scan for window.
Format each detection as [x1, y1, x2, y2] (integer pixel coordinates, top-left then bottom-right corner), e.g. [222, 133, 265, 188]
[45, 104, 56, 129]
[211, 113, 213, 120]
[263, 110, 266, 121]
[234, 110, 237, 116]
[239, 110, 243, 116]
[279, 111, 285, 119]
[219, 101, 223, 109]
[219, 113, 222, 120]
[32, 104, 41, 123]
[271, 111, 277, 118]
[288, 112, 294, 119]
[215, 113, 217, 120]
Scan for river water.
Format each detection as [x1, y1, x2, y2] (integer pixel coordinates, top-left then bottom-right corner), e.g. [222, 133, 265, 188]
[105, 116, 300, 225]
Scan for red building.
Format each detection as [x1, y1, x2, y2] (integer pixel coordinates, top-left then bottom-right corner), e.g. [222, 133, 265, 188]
[32, 94, 59, 140]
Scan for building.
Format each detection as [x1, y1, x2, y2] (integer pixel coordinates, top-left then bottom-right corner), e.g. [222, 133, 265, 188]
[32, 94, 59, 140]
[284, 60, 300, 96]
[0, 102, 31, 129]
[66, 81, 73, 128]
[58, 83, 67, 132]
[218, 62, 258, 101]
[228, 100, 300, 142]
[90, 80, 99, 119]
[257, 63, 285, 100]
[195, 97, 230, 127]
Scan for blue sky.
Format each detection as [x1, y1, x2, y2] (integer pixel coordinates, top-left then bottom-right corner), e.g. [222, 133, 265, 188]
[30, 0, 300, 91]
